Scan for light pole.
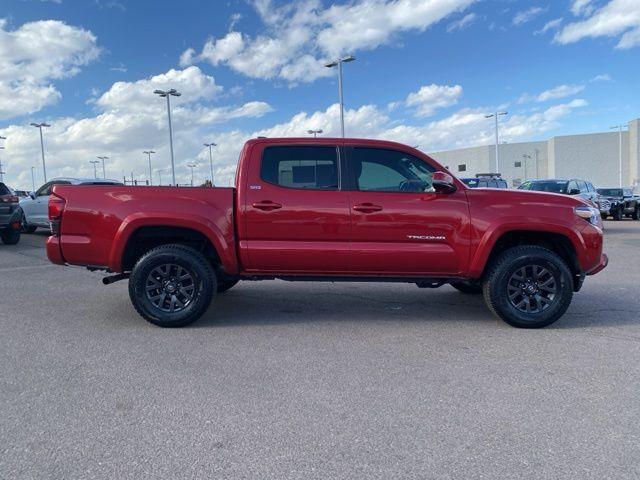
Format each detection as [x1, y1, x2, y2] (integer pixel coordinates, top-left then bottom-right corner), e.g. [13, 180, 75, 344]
[143, 151, 155, 185]
[521, 154, 532, 182]
[154, 89, 181, 186]
[97, 156, 108, 178]
[89, 160, 100, 179]
[610, 124, 628, 187]
[187, 163, 197, 187]
[31, 167, 36, 191]
[325, 55, 355, 138]
[203, 143, 216, 185]
[485, 112, 508, 173]
[0, 135, 6, 183]
[31, 123, 51, 182]
[307, 129, 323, 138]
[156, 169, 163, 186]
[534, 148, 540, 179]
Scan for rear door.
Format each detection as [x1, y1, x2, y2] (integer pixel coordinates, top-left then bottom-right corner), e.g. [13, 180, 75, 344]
[345, 146, 470, 276]
[241, 143, 352, 273]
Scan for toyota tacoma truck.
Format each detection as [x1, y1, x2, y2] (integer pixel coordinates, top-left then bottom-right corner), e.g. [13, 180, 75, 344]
[46, 138, 608, 328]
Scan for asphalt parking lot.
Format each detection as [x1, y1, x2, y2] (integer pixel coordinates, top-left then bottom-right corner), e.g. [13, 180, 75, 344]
[1, 223, 639, 479]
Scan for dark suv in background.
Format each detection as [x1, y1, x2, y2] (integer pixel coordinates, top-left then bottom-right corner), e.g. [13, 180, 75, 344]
[460, 173, 508, 189]
[597, 188, 639, 220]
[518, 178, 599, 203]
[0, 182, 21, 245]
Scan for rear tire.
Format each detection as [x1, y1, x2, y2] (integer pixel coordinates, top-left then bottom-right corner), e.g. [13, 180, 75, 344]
[217, 279, 239, 293]
[1, 228, 20, 245]
[128, 244, 216, 327]
[482, 246, 573, 329]
[632, 207, 640, 220]
[451, 281, 482, 294]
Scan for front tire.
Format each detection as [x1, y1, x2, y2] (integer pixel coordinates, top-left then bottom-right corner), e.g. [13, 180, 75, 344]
[632, 207, 640, 220]
[482, 246, 573, 328]
[128, 244, 216, 327]
[1, 228, 20, 245]
[21, 214, 37, 233]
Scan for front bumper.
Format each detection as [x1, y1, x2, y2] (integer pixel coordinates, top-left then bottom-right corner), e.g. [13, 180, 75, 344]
[587, 253, 608, 276]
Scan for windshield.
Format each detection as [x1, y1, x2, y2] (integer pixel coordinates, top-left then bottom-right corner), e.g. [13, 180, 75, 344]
[519, 181, 568, 193]
[461, 178, 479, 188]
[597, 188, 623, 197]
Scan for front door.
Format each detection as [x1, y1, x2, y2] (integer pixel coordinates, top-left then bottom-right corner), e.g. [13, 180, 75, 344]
[346, 146, 470, 276]
[242, 143, 351, 273]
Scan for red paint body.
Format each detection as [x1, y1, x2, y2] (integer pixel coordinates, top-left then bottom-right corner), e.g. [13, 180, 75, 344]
[47, 138, 607, 281]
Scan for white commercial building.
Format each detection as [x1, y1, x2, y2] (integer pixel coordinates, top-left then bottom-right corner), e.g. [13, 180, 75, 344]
[429, 118, 640, 189]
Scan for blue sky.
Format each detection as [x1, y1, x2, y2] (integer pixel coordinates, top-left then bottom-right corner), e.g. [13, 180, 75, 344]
[1, 0, 639, 188]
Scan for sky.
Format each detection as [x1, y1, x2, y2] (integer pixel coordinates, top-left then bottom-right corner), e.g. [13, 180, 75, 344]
[0, 0, 639, 189]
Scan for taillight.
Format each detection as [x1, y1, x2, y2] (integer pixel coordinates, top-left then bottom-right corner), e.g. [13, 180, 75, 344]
[49, 193, 66, 235]
[0, 195, 19, 204]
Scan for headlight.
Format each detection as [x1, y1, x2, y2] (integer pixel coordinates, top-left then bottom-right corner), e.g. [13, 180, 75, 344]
[574, 205, 600, 225]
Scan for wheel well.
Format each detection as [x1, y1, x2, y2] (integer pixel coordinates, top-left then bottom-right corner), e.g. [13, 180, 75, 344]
[121, 226, 220, 271]
[484, 230, 580, 277]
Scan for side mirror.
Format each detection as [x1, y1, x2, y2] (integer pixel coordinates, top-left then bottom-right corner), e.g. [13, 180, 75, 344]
[432, 171, 456, 194]
[568, 188, 581, 195]
[29, 191, 36, 200]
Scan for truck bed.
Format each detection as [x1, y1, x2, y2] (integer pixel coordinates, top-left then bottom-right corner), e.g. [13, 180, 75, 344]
[48, 185, 237, 273]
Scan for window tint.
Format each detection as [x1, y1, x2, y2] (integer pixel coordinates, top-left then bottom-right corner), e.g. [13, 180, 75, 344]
[587, 182, 595, 192]
[0, 183, 11, 195]
[36, 181, 71, 196]
[567, 181, 578, 193]
[527, 181, 568, 193]
[478, 180, 488, 188]
[498, 180, 508, 189]
[261, 146, 339, 190]
[352, 148, 435, 193]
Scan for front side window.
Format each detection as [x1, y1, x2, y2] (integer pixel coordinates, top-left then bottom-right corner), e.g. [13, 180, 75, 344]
[352, 148, 435, 193]
[261, 146, 339, 190]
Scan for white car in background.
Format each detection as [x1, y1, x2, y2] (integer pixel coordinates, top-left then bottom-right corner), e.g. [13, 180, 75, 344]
[20, 177, 123, 232]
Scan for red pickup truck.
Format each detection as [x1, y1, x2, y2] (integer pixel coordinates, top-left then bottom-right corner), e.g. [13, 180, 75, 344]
[46, 138, 607, 328]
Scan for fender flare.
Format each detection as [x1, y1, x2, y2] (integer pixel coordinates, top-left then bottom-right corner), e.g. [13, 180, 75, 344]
[108, 212, 238, 274]
[468, 222, 586, 278]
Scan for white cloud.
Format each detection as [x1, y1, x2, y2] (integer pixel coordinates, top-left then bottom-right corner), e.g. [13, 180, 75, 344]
[181, 0, 476, 83]
[555, 0, 640, 49]
[535, 18, 563, 35]
[590, 73, 612, 82]
[0, 19, 100, 120]
[405, 84, 463, 117]
[571, 0, 595, 16]
[518, 84, 586, 103]
[0, 67, 273, 189]
[447, 13, 477, 33]
[513, 7, 547, 26]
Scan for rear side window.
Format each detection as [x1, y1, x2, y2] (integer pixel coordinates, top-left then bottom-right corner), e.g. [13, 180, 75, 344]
[0, 183, 10, 195]
[261, 146, 338, 190]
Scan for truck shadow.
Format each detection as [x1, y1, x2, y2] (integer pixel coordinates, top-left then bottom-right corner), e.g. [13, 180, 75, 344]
[195, 283, 492, 328]
[193, 282, 639, 330]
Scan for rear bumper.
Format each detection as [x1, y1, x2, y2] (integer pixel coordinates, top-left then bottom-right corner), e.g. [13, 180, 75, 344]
[586, 253, 608, 276]
[46, 235, 66, 265]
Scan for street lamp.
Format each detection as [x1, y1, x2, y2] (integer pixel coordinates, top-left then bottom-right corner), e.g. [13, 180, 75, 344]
[97, 156, 108, 178]
[30, 123, 51, 182]
[521, 154, 532, 182]
[143, 151, 155, 185]
[187, 163, 197, 187]
[325, 55, 355, 138]
[31, 167, 36, 191]
[307, 129, 323, 138]
[484, 112, 508, 173]
[0, 136, 6, 183]
[89, 160, 100, 179]
[156, 169, 164, 186]
[203, 142, 217, 185]
[154, 89, 181, 186]
[610, 124, 629, 187]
